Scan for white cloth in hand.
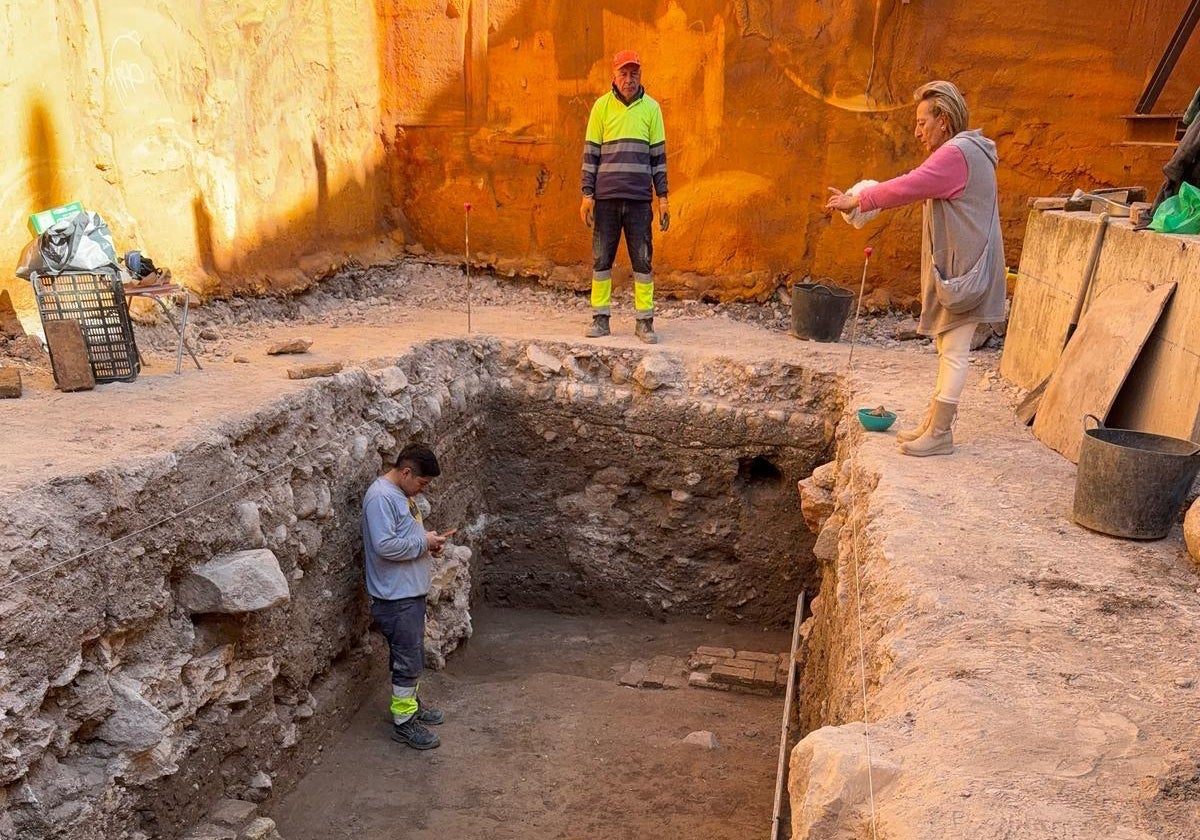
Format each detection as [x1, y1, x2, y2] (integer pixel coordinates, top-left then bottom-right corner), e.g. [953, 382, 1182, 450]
[840, 180, 881, 229]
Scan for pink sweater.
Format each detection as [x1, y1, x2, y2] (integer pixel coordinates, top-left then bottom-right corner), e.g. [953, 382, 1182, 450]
[857, 143, 968, 212]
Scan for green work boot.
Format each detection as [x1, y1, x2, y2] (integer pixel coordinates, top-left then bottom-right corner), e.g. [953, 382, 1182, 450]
[586, 314, 610, 337]
[635, 317, 659, 344]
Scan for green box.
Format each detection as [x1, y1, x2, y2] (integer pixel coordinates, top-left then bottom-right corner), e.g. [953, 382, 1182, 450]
[29, 201, 84, 235]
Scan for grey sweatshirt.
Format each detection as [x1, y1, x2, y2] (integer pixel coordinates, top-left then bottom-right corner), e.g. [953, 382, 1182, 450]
[919, 129, 1008, 336]
[362, 477, 430, 600]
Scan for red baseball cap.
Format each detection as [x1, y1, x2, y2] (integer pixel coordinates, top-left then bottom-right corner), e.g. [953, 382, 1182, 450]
[612, 50, 641, 70]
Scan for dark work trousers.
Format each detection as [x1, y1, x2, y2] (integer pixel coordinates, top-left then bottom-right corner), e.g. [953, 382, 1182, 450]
[591, 199, 655, 319]
[370, 594, 426, 689]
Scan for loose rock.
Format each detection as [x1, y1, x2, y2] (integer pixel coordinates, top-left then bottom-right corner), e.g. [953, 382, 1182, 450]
[287, 362, 343, 379]
[683, 730, 720, 749]
[266, 338, 313, 355]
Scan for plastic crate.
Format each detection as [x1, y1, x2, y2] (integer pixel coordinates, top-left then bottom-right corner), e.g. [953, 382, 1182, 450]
[33, 271, 140, 383]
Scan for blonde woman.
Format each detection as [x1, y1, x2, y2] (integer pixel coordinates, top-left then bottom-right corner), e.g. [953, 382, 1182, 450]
[827, 81, 1006, 457]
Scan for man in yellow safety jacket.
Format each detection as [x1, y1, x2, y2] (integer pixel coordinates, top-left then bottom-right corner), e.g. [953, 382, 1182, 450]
[580, 49, 670, 344]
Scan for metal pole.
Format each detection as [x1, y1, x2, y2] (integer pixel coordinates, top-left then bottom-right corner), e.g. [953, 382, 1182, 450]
[770, 590, 806, 840]
[464, 202, 473, 334]
[848, 247, 873, 368]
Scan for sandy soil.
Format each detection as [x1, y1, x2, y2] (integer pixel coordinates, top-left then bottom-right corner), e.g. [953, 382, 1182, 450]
[272, 607, 792, 840]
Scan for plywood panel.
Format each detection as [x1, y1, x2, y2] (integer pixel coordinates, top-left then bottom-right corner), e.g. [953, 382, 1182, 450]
[1033, 281, 1175, 463]
[999, 210, 1106, 390]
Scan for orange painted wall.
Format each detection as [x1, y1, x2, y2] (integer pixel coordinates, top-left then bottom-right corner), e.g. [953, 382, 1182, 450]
[1, 1, 1195, 327]
[384, 0, 1200, 299]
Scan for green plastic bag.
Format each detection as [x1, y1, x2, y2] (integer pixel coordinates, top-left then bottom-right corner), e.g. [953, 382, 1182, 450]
[1149, 181, 1200, 234]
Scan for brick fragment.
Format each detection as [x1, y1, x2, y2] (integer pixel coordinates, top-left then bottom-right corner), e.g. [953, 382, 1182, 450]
[711, 662, 756, 686]
[696, 646, 735, 659]
[753, 662, 777, 686]
[735, 650, 782, 663]
[0, 368, 20, 398]
[688, 671, 729, 691]
[664, 674, 688, 690]
[642, 671, 666, 689]
[43, 320, 95, 392]
[618, 660, 647, 687]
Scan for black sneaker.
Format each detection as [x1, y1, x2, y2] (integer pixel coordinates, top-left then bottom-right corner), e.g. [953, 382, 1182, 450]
[391, 718, 440, 750]
[416, 700, 444, 726]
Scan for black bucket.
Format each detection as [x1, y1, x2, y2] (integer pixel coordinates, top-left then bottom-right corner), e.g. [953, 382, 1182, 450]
[791, 283, 854, 343]
[1073, 414, 1200, 540]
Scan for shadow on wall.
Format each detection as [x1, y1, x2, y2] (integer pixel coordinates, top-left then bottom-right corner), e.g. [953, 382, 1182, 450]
[27, 100, 65, 217]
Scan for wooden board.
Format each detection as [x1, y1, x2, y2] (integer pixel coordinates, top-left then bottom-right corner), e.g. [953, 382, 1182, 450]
[43, 319, 96, 392]
[999, 211, 1109, 389]
[1033, 281, 1176, 463]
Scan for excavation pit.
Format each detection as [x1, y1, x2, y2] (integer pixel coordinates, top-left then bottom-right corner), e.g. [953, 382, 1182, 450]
[4, 274, 1200, 839]
[0, 323, 845, 840]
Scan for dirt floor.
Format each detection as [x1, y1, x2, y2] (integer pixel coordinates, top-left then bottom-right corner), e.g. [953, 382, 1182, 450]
[272, 607, 792, 840]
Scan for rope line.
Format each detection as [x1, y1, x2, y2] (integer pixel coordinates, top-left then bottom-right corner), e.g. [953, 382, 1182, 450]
[0, 416, 381, 594]
[843, 249, 880, 840]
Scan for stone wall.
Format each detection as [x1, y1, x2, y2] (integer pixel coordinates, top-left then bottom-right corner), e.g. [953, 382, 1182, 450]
[0, 341, 491, 840]
[479, 343, 843, 623]
[0, 337, 842, 839]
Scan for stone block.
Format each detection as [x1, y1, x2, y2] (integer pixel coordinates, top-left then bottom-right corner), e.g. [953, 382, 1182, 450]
[178, 549, 290, 614]
[663, 674, 688, 690]
[1185, 499, 1200, 564]
[266, 337, 312, 355]
[209, 799, 258, 829]
[43, 320, 95, 392]
[798, 477, 834, 534]
[239, 817, 282, 840]
[95, 676, 170, 752]
[695, 646, 735, 659]
[0, 368, 20, 398]
[525, 345, 562, 377]
[373, 366, 409, 395]
[632, 354, 681, 391]
[789, 724, 902, 839]
[287, 362, 343, 379]
[812, 513, 844, 563]
[811, 461, 838, 491]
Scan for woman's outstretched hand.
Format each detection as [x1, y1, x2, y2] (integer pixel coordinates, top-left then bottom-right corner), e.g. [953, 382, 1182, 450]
[825, 187, 860, 213]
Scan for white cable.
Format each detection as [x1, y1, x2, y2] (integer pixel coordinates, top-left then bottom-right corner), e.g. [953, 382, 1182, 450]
[843, 248, 880, 840]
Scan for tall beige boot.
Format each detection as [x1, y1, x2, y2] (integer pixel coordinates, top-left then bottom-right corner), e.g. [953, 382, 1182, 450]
[899, 399, 956, 457]
[895, 395, 937, 444]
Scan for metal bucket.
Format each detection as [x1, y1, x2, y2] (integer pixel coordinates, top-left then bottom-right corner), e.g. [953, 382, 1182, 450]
[790, 283, 854, 343]
[1073, 414, 1200, 539]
